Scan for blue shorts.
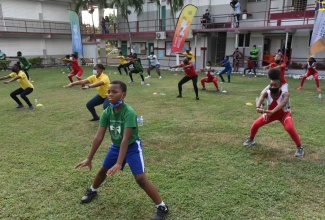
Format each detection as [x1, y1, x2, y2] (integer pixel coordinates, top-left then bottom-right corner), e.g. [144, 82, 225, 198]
[102, 139, 145, 175]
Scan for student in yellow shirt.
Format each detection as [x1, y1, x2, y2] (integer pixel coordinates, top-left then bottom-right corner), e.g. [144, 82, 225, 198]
[64, 64, 110, 121]
[0, 63, 35, 110]
[182, 48, 196, 69]
[116, 51, 129, 75]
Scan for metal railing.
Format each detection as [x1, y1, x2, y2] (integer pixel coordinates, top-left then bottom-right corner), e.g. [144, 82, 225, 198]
[0, 18, 71, 34]
[0, 3, 316, 36]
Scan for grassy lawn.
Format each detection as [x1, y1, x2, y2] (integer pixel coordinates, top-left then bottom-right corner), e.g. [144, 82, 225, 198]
[0, 66, 324, 219]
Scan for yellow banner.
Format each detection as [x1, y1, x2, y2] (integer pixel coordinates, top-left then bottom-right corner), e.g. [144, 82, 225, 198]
[171, 4, 197, 54]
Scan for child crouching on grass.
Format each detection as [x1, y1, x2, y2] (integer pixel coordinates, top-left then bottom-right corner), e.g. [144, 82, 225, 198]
[75, 80, 169, 220]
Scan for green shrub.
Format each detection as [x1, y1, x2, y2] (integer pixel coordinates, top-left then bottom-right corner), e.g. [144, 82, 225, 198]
[29, 57, 44, 68]
[0, 60, 11, 70]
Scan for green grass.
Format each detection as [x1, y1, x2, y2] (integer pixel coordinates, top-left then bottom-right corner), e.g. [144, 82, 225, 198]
[0, 67, 324, 219]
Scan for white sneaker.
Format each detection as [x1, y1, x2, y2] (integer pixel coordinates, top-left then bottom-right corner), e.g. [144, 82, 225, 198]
[141, 81, 145, 85]
[242, 75, 245, 77]
[128, 81, 134, 83]
[254, 75, 257, 78]
[145, 75, 151, 79]
[159, 76, 162, 79]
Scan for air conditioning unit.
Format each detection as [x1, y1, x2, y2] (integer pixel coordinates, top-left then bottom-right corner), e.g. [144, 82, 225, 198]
[156, 31, 166, 40]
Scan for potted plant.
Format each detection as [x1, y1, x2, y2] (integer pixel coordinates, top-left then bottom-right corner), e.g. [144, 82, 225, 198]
[242, 9, 248, 20]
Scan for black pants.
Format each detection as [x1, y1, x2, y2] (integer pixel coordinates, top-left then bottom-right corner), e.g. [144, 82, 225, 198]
[129, 69, 144, 82]
[178, 75, 198, 98]
[10, 87, 33, 107]
[23, 69, 30, 80]
[234, 14, 240, 27]
[118, 64, 128, 75]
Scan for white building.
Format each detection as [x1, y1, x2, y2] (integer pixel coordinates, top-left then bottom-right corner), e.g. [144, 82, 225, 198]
[0, 0, 75, 64]
[91, 0, 325, 74]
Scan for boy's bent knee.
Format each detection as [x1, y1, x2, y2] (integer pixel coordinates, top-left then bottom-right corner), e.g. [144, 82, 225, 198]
[134, 174, 148, 188]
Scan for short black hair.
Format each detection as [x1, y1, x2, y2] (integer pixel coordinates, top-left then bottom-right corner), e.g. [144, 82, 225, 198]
[268, 68, 280, 80]
[71, 53, 78, 59]
[13, 63, 21, 70]
[96, 63, 106, 70]
[65, 55, 70, 59]
[17, 51, 22, 56]
[207, 60, 211, 65]
[110, 80, 127, 92]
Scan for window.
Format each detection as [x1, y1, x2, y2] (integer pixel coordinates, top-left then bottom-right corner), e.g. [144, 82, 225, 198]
[238, 33, 250, 47]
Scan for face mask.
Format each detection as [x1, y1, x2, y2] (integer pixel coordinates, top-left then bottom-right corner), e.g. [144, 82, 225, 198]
[70, 57, 73, 60]
[308, 61, 313, 66]
[93, 70, 98, 75]
[206, 65, 210, 69]
[110, 99, 123, 108]
[275, 60, 281, 64]
[270, 88, 279, 94]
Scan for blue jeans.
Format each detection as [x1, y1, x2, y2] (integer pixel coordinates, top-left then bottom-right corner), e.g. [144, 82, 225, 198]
[86, 94, 110, 119]
[219, 67, 232, 82]
[244, 67, 256, 75]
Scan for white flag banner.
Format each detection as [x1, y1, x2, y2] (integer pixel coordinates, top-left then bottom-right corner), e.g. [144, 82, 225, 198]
[309, 11, 325, 56]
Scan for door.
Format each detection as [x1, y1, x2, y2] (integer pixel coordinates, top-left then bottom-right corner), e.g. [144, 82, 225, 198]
[121, 41, 127, 56]
[148, 43, 154, 65]
[161, 6, 166, 31]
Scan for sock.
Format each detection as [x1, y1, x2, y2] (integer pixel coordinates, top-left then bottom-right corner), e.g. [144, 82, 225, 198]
[156, 201, 165, 208]
[90, 186, 97, 192]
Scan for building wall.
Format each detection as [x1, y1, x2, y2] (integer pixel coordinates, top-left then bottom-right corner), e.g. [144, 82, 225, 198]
[0, 0, 74, 58]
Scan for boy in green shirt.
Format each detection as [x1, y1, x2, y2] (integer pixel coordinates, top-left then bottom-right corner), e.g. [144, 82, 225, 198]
[75, 80, 168, 220]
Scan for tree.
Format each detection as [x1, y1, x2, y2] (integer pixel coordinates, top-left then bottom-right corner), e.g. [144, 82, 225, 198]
[109, 0, 145, 53]
[74, 0, 108, 13]
[153, 0, 184, 28]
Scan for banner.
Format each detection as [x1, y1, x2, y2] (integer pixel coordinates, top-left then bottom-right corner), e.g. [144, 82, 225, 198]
[170, 4, 197, 54]
[68, 10, 83, 56]
[309, 11, 325, 56]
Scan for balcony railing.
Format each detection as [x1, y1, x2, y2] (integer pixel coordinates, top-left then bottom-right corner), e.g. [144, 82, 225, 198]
[0, 4, 316, 36]
[0, 18, 71, 34]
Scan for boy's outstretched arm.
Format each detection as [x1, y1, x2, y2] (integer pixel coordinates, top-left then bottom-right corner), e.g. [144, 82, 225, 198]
[75, 126, 107, 171]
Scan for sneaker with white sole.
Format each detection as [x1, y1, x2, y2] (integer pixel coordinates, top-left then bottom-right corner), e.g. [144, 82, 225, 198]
[151, 205, 168, 220]
[128, 81, 134, 83]
[243, 138, 255, 146]
[141, 81, 145, 85]
[145, 75, 151, 79]
[294, 147, 305, 157]
[159, 76, 162, 79]
[81, 188, 98, 203]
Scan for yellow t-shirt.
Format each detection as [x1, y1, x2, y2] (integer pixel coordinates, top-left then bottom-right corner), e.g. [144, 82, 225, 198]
[9, 71, 33, 90]
[87, 73, 110, 98]
[117, 55, 128, 65]
[183, 52, 195, 62]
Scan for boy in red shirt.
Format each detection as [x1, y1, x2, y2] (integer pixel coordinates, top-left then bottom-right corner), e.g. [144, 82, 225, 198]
[243, 69, 304, 158]
[242, 57, 256, 77]
[297, 57, 321, 91]
[61, 53, 84, 82]
[170, 58, 199, 100]
[200, 61, 219, 91]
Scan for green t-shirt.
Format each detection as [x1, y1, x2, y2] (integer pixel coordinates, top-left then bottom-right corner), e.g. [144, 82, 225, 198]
[250, 48, 259, 58]
[133, 58, 143, 71]
[100, 103, 139, 146]
[19, 56, 32, 71]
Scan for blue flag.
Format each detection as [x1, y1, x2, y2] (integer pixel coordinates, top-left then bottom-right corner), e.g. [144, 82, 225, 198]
[68, 10, 83, 56]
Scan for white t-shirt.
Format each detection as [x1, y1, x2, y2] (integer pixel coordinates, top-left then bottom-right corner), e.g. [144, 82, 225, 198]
[234, 2, 241, 14]
[148, 55, 160, 66]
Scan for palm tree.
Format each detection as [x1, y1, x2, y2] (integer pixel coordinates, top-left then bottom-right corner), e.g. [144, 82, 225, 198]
[74, 0, 108, 13]
[153, 0, 184, 28]
[110, 0, 145, 53]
